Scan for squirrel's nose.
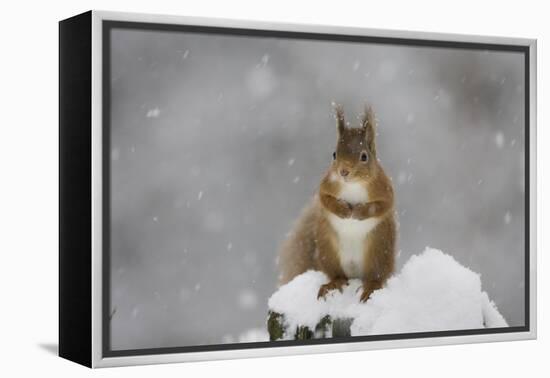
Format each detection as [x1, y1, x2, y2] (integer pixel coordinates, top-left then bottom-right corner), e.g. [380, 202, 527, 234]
[340, 169, 349, 177]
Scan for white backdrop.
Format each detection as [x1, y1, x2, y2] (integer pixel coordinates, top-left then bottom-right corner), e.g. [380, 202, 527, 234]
[0, 0, 546, 376]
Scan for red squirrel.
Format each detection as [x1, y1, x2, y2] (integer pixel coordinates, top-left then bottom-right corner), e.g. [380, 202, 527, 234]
[278, 104, 396, 302]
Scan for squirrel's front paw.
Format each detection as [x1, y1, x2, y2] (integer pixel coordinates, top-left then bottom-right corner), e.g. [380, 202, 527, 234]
[317, 278, 349, 300]
[338, 200, 353, 218]
[351, 202, 377, 220]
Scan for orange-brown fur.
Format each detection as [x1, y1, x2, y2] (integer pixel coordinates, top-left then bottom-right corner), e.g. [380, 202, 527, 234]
[277, 104, 396, 302]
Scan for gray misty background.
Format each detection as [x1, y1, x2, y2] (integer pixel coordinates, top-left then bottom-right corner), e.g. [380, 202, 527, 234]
[109, 28, 525, 350]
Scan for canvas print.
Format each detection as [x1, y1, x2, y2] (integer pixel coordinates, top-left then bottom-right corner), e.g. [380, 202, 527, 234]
[105, 24, 526, 352]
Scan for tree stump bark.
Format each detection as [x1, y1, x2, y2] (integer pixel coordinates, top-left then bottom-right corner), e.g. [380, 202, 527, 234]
[267, 311, 353, 340]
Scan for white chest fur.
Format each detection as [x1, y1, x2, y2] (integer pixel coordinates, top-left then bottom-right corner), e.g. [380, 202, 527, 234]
[337, 180, 369, 204]
[328, 181, 380, 278]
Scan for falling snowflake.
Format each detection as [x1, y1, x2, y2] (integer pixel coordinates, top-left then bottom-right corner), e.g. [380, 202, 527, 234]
[397, 171, 407, 185]
[111, 147, 120, 161]
[190, 166, 201, 177]
[146, 107, 161, 118]
[238, 289, 258, 310]
[504, 212, 512, 225]
[495, 132, 505, 148]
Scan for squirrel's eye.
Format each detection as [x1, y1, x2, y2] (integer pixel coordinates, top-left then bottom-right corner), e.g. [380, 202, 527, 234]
[332, 151, 336, 160]
[360, 151, 368, 162]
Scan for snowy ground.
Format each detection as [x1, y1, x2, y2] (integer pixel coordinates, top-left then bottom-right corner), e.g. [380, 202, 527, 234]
[268, 248, 507, 339]
[222, 328, 269, 344]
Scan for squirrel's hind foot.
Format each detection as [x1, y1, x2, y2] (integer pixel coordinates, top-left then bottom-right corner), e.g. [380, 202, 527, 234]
[359, 280, 384, 302]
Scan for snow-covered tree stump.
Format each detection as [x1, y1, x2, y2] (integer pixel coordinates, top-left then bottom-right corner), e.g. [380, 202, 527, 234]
[267, 248, 508, 341]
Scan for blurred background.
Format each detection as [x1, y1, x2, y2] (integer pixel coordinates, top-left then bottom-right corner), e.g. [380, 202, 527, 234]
[109, 27, 525, 350]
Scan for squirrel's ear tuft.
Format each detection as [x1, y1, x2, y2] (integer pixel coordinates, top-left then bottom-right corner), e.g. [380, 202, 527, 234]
[361, 104, 377, 155]
[332, 102, 345, 135]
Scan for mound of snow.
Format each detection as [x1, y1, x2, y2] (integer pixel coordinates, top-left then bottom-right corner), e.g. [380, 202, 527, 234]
[238, 328, 269, 342]
[222, 327, 269, 344]
[268, 248, 507, 338]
